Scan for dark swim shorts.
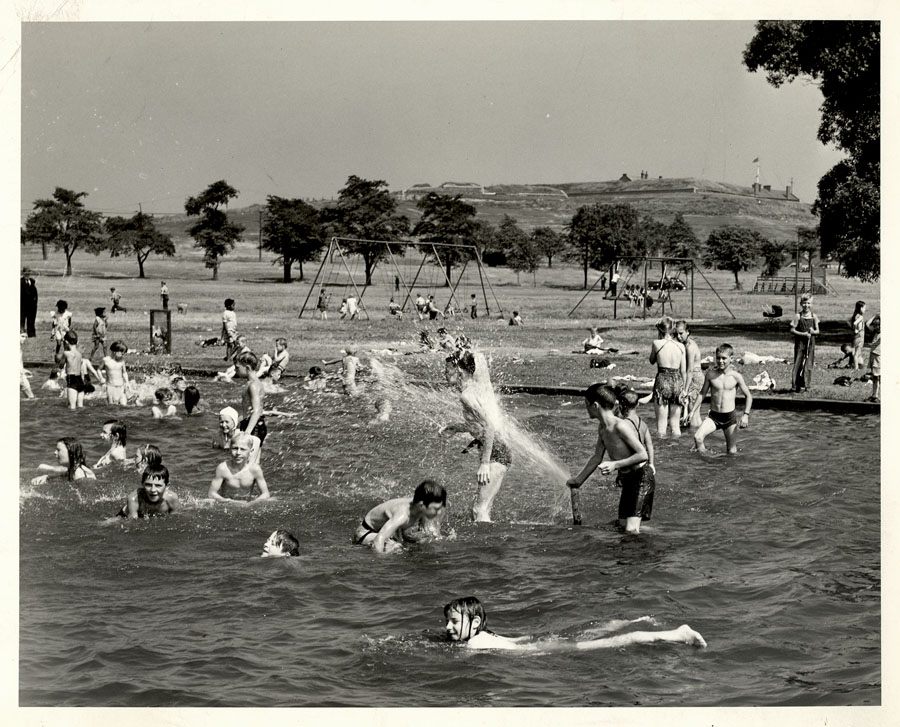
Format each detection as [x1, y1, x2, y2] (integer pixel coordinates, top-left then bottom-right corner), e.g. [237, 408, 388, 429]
[709, 409, 739, 431]
[239, 415, 268, 445]
[66, 374, 85, 392]
[653, 367, 683, 406]
[617, 466, 655, 521]
[464, 438, 513, 468]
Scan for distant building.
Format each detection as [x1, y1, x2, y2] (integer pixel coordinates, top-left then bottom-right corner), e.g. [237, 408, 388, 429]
[619, 173, 632, 182]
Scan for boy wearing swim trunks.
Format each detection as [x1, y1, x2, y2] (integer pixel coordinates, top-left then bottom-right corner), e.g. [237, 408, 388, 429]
[236, 350, 268, 446]
[354, 479, 447, 553]
[102, 341, 130, 405]
[691, 343, 752, 454]
[56, 330, 105, 410]
[566, 383, 648, 534]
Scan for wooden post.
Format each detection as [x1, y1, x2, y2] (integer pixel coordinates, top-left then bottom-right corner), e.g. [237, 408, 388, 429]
[570, 488, 583, 526]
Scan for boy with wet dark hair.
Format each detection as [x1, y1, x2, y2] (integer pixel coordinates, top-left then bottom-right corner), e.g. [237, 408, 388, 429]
[354, 479, 447, 553]
[566, 382, 648, 534]
[118, 464, 179, 519]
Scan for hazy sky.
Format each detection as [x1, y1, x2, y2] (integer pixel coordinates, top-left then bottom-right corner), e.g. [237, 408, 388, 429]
[21, 19, 847, 218]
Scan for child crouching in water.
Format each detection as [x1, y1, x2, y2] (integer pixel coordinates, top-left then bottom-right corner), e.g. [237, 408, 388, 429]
[118, 464, 179, 519]
[208, 432, 270, 503]
[95, 420, 127, 468]
[152, 388, 177, 418]
[443, 596, 706, 650]
[354, 479, 447, 553]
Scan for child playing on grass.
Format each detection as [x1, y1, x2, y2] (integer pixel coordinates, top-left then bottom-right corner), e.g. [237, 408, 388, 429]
[258, 337, 290, 382]
[101, 340, 130, 406]
[109, 287, 126, 313]
[866, 314, 880, 403]
[117, 464, 179, 519]
[690, 343, 753, 454]
[90, 307, 108, 362]
[827, 344, 855, 369]
[95, 420, 127, 468]
[262, 530, 300, 557]
[442, 596, 706, 650]
[221, 298, 238, 361]
[354, 479, 447, 553]
[508, 311, 524, 326]
[152, 388, 178, 418]
[442, 349, 511, 523]
[583, 327, 604, 353]
[566, 383, 648, 534]
[649, 316, 685, 438]
[31, 437, 96, 485]
[387, 297, 403, 320]
[56, 331, 105, 410]
[208, 432, 271, 503]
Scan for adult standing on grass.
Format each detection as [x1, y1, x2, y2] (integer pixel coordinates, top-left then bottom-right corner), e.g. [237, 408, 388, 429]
[790, 294, 820, 393]
[649, 316, 685, 438]
[848, 300, 866, 370]
[20, 268, 38, 338]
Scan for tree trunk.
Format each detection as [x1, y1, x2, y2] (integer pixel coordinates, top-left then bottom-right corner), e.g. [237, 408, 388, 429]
[137, 256, 145, 278]
[583, 249, 589, 289]
[364, 255, 373, 286]
[298, 261, 304, 281]
[283, 260, 292, 283]
[65, 247, 73, 276]
[547, 255, 553, 268]
[212, 260, 219, 281]
[41, 240, 48, 260]
[733, 270, 741, 289]
[445, 258, 452, 286]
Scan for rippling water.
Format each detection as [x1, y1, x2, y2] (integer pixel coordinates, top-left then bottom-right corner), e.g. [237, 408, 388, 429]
[19, 373, 880, 706]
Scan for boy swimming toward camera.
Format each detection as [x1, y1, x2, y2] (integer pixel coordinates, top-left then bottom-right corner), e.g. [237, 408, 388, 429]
[118, 464, 180, 519]
[443, 596, 706, 650]
[354, 479, 447, 554]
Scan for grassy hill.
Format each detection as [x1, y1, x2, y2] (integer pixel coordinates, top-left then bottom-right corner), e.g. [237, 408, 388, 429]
[151, 176, 818, 252]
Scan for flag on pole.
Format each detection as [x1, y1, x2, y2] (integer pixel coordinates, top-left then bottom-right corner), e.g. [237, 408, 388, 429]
[752, 157, 759, 163]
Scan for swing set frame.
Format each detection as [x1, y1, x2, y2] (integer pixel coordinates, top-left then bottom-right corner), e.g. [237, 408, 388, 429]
[567, 256, 736, 320]
[298, 237, 504, 320]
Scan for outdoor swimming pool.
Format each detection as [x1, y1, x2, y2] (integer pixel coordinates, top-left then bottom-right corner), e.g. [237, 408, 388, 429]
[19, 368, 880, 707]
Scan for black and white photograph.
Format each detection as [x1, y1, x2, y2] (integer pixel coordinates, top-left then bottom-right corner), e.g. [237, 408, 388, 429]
[11, 1, 891, 722]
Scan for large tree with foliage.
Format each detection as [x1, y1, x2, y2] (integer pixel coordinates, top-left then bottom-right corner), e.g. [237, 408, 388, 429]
[412, 192, 478, 285]
[262, 196, 325, 283]
[531, 226, 568, 268]
[185, 180, 244, 280]
[22, 187, 104, 276]
[759, 238, 788, 277]
[104, 212, 175, 278]
[495, 215, 538, 285]
[567, 203, 640, 289]
[326, 175, 410, 286]
[702, 226, 768, 289]
[744, 20, 879, 281]
[664, 212, 702, 261]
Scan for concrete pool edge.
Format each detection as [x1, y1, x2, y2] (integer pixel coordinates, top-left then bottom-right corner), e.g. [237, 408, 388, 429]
[25, 361, 880, 414]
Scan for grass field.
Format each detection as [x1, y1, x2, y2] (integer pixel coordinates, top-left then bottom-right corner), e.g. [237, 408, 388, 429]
[20, 240, 880, 403]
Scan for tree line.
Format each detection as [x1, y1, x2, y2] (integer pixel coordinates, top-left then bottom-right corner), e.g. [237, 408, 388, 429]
[19, 176, 825, 290]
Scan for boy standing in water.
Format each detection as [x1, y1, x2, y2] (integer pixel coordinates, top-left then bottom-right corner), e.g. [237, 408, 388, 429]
[101, 340, 130, 406]
[90, 307, 108, 362]
[567, 383, 648, 534]
[118, 464, 179, 519]
[57, 331, 105, 410]
[236, 351, 267, 445]
[354, 479, 447, 553]
[691, 343, 753, 454]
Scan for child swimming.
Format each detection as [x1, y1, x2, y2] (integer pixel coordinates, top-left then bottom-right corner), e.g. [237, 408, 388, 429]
[208, 432, 270, 503]
[443, 596, 706, 650]
[95, 419, 127, 468]
[354, 479, 447, 554]
[117, 464, 179, 519]
[152, 388, 178, 418]
[131, 443, 163, 473]
[261, 530, 300, 557]
[32, 437, 96, 485]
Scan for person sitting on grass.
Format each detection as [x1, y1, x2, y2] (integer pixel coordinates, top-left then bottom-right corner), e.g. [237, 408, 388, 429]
[443, 596, 706, 651]
[354, 479, 447, 554]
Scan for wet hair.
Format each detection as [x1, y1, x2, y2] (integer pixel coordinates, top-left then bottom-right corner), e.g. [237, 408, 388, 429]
[614, 384, 640, 412]
[269, 530, 300, 557]
[674, 319, 689, 333]
[224, 298, 235, 309]
[584, 382, 618, 411]
[412, 479, 447, 508]
[103, 419, 127, 447]
[840, 343, 852, 354]
[136, 444, 163, 469]
[309, 366, 324, 378]
[94, 307, 105, 316]
[64, 330, 78, 345]
[275, 337, 288, 347]
[141, 464, 170, 486]
[715, 343, 735, 357]
[109, 340, 127, 354]
[656, 316, 674, 335]
[443, 596, 487, 640]
[446, 349, 476, 375]
[236, 350, 259, 369]
[56, 300, 68, 312]
[184, 386, 201, 414]
[230, 431, 253, 449]
[154, 387, 173, 403]
[58, 437, 86, 480]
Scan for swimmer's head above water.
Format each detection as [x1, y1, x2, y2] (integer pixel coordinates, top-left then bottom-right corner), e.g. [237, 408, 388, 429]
[262, 529, 300, 558]
[444, 596, 487, 642]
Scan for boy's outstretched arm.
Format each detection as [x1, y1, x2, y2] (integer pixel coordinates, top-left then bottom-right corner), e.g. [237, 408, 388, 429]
[372, 514, 408, 553]
[567, 447, 606, 488]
